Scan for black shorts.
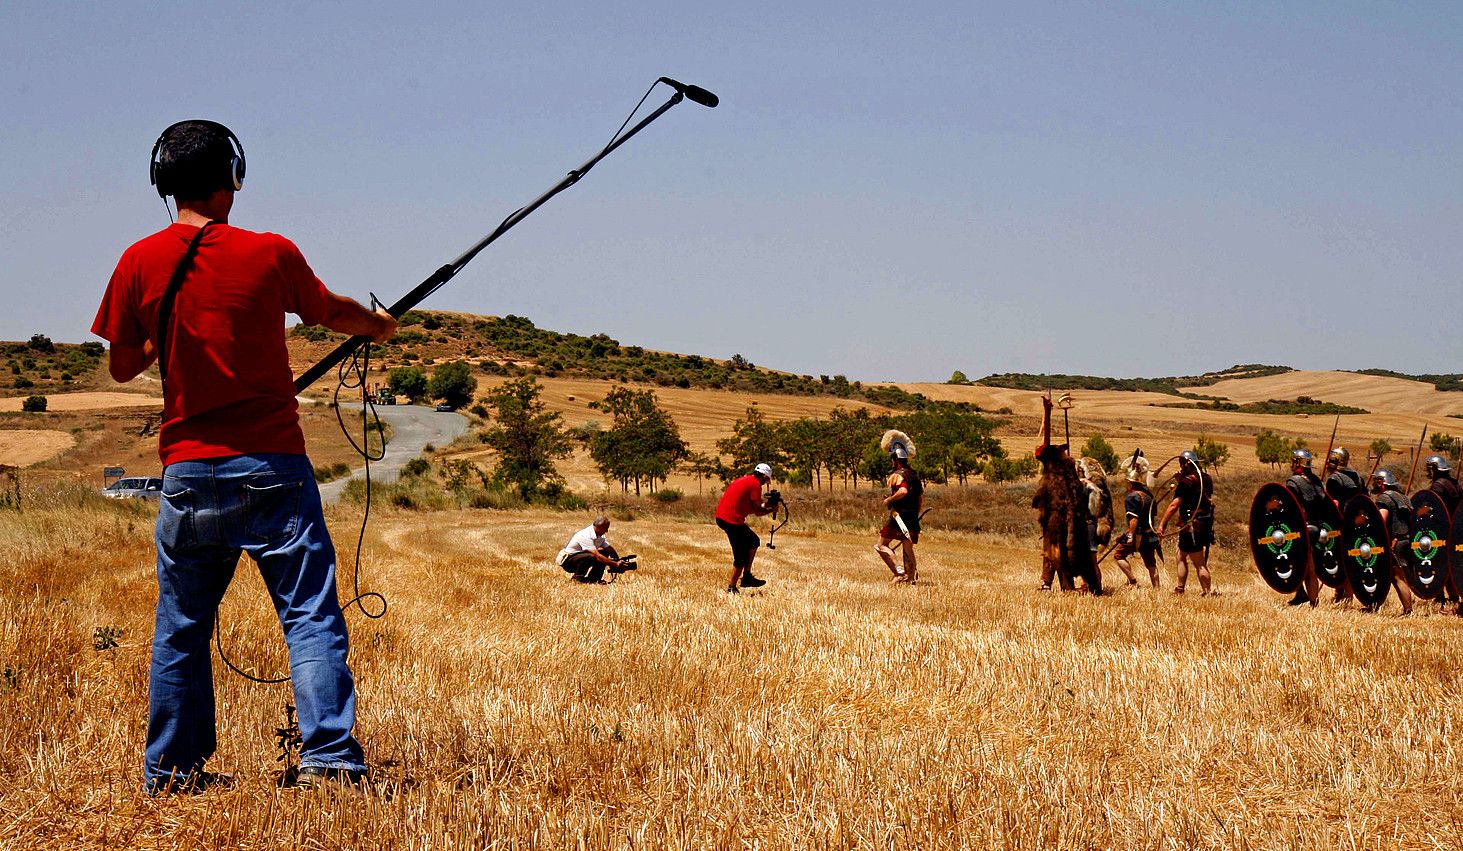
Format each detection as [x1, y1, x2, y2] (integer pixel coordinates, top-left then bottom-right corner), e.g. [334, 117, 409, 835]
[1115, 534, 1161, 560]
[1178, 517, 1214, 554]
[717, 518, 760, 567]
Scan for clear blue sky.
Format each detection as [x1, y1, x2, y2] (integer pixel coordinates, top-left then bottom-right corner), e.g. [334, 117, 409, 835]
[2, 1, 1459, 381]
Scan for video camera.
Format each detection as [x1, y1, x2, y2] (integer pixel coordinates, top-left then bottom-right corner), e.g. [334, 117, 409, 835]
[765, 489, 783, 507]
[608, 554, 639, 574]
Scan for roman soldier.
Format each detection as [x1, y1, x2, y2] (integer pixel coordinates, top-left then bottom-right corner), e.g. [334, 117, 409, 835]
[875, 430, 923, 583]
[1369, 469, 1415, 615]
[1323, 447, 1366, 507]
[1114, 450, 1161, 588]
[1284, 449, 1326, 606]
[1425, 455, 1461, 515]
[1158, 450, 1214, 595]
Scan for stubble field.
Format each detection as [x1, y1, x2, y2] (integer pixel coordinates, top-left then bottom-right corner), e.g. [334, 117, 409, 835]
[3, 485, 1463, 849]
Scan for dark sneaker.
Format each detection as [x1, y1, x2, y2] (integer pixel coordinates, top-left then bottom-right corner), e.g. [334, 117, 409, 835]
[143, 771, 234, 797]
[296, 765, 367, 790]
[739, 571, 767, 589]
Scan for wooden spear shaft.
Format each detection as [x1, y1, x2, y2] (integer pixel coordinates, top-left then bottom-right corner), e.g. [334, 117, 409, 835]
[1405, 423, 1429, 493]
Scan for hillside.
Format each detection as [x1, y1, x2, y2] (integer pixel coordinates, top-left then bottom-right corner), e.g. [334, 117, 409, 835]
[3, 314, 1460, 487]
[289, 311, 935, 411]
[974, 364, 1295, 395]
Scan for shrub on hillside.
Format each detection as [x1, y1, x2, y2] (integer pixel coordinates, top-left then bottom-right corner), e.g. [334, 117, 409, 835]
[1081, 435, 1119, 473]
[21, 395, 46, 413]
[1194, 434, 1231, 469]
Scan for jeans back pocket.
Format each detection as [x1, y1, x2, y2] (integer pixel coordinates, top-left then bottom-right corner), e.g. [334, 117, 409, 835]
[243, 479, 304, 543]
[158, 488, 196, 552]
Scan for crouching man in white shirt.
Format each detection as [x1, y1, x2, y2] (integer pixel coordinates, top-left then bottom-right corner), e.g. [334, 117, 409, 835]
[556, 516, 629, 584]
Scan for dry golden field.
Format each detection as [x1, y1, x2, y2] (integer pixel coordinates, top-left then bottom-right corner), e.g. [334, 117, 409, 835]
[4, 483, 1463, 850]
[896, 373, 1463, 476]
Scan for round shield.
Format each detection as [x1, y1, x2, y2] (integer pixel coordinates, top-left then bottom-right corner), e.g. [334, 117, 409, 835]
[1341, 495, 1391, 609]
[1452, 499, 1463, 600]
[1249, 482, 1308, 594]
[1407, 489, 1450, 601]
[1309, 496, 1346, 589]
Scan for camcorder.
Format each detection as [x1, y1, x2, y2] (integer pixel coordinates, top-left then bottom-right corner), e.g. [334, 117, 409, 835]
[608, 554, 639, 574]
[765, 489, 783, 507]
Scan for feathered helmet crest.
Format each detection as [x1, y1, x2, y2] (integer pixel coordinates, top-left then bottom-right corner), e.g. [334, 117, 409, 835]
[1121, 448, 1153, 486]
[880, 429, 916, 461]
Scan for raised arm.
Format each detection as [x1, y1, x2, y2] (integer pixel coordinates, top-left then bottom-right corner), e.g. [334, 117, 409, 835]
[317, 291, 398, 344]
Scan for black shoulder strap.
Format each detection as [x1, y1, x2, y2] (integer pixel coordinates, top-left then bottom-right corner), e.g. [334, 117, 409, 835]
[156, 222, 216, 384]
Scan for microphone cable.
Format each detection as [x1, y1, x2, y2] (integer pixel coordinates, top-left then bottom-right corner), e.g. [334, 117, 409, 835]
[215, 303, 389, 685]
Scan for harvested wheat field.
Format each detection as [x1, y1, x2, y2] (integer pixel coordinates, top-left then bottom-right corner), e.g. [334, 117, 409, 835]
[0, 391, 161, 413]
[3, 485, 1463, 850]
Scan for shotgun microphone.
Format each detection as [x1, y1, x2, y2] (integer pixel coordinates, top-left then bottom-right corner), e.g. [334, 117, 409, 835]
[658, 77, 719, 108]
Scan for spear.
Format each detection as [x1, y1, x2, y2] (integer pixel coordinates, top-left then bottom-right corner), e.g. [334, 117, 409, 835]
[1405, 423, 1429, 493]
[1320, 414, 1340, 477]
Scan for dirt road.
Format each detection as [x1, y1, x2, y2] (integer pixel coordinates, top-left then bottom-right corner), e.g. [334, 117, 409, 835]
[315, 403, 469, 503]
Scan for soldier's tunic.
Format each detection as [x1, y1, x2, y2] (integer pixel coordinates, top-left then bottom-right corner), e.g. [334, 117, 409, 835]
[1287, 470, 1328, 530]
[1325, 468, 1365, 507]
[1174, 470, 1215, 554]
[1374, 489, 1414, 563]
[1430, 474, 1461, 516]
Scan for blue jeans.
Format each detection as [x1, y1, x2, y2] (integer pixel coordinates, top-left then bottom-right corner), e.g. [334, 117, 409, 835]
[145, 453, 365, 789]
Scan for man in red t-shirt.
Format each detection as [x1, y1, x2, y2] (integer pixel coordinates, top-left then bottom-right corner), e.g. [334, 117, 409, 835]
[93, 120, 396, 795]
[714, 462, 777, 592]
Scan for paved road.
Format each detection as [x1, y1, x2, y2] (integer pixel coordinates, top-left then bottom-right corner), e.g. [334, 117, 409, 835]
[315, 403, 470, 503]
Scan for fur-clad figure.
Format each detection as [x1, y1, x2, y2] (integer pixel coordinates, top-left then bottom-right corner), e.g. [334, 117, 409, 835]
[1078, 457, 1115, 545]
[1031, 394, 1102, 594]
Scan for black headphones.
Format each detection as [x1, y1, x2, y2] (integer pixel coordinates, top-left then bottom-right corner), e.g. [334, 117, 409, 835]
[149, 119, 246, 199]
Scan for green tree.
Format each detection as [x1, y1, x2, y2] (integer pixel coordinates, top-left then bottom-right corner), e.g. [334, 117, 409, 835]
[588, 387, 687, 494]
[983, 455, 1038, 483]
[21, 395, 46, 413]
[1429, 432, 1459, 461]
[1255, 429, 1293, 468]
[681, 451, 721, 495]
[387, 366, 428, 403]
[948, 370, 969, 385]
[893, 405, 1002, 486]
[428, 361, 477, 410]
[1081, 435, 1119, 473]
[860, 443, 894, 484]
[1194, 434, 1231, 469]
[479, 377, 572, 499]
[825, 407, 884, 489]
[782, 417, 836, 491]
[716, 407, 790, 483]
[1369, 438, 1393, 463]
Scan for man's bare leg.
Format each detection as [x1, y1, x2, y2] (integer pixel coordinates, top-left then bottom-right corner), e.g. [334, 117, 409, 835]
[1193, 550, 1212, 595]
[1174, 553, 1190, 593]
[900, 540, 917, 584]
[1142, 551, 1160, 588]
[1114, 555, 1139, 586]
[876, 537, 905, 580]
[1391, 563, 1415, 615]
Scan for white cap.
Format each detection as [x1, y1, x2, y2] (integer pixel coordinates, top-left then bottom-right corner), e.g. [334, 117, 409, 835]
[754, 463, 773, 479]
